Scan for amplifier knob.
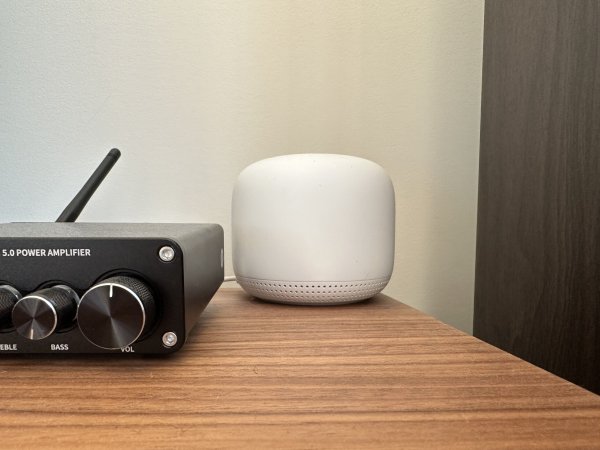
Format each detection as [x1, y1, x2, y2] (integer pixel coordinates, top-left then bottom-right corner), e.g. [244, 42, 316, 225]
[12, 286, 78, 340]
[77, 276, 156, 350]
[0, 285, 21, 330]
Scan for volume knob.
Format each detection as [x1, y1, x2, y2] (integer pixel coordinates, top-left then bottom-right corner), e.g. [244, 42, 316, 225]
[77, 276, 156, 350]
[12, 285, 78, 340]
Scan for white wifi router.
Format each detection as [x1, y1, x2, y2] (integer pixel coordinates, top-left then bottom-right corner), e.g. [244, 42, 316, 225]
[232, 154, 395, 305]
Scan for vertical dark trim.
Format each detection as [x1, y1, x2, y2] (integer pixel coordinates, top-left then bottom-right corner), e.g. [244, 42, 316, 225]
[474, 0, 600, 393]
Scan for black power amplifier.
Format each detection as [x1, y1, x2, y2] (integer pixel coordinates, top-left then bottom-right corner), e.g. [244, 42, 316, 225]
[0, 150, 224, 354]
[0, 223, 223, 354]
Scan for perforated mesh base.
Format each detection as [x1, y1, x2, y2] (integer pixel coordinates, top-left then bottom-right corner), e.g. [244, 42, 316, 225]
[237, 277, 390, 305]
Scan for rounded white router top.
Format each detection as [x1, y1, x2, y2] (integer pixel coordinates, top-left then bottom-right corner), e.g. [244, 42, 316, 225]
[232, 154, 395, 304]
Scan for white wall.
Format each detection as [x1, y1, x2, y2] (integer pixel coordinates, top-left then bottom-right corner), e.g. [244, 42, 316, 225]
[0, 1, 483, 332]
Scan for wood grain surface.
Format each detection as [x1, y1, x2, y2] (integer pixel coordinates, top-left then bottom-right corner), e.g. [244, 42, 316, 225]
[0, 289, 599, 448]
[474, 0, 600, 394]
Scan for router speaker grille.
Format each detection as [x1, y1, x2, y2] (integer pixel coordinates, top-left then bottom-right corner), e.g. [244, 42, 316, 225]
[236, 277, 390, 305]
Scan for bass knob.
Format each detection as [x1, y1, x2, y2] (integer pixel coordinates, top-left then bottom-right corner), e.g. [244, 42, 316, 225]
[12, 285, 78, 340]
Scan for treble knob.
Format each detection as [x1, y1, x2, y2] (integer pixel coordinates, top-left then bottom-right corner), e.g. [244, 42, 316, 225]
[0, 285, 21, 330]
[77, 276, 156, 350]
[12, 285, 79, 340]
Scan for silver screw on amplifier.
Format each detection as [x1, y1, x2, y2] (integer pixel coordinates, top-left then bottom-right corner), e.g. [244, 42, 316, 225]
[162, 331, 178, 348]
[158, 246, 175, 262]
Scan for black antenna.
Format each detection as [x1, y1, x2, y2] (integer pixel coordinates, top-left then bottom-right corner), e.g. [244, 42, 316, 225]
[56, 148, 121, 222]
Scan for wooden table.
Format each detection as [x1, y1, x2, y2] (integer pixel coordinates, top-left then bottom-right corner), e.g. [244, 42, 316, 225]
[1, 289, 599, 449]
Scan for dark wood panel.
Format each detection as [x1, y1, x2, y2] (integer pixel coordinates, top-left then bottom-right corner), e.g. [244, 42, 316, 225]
[475, 0, 600, 393]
